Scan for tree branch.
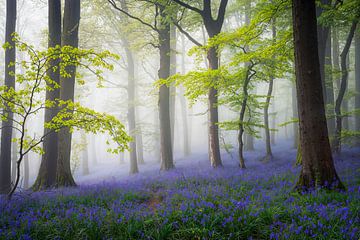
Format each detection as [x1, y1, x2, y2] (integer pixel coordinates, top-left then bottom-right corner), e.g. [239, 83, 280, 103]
[107, 0, 159, 33]
[170, 0, 203, 15]
[172, 20, 202, 47]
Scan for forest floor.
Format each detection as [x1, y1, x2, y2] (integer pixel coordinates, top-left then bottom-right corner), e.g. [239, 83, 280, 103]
[1, 142, 360, 239]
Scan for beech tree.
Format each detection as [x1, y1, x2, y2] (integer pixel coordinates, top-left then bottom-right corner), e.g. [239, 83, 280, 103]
[292, 0, 343, 190]
[0, 0, 17, 194]
[107, 0, 175, 170]
[56, 0, 81, 187]
[171, 0, 229, 168]
[33, 0, 62, 191]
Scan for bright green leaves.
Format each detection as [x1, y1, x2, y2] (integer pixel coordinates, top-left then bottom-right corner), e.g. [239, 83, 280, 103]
[0, 36, 130, 157]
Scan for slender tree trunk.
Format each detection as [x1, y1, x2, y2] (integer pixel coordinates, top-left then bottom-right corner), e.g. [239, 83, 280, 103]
[333, 27, 341, 92]
[159, 6, 174, 171]
[0, 0, 16, 194]
[180, 34, 190, 156]
[11, 129, 17, 183]
[238, 69, 252, 169]
[264, 75, 274, 160]
[56, 0, 80, 187]
[90, 134, 97, 165]
[316, 0, 331, 103]
[23, 153, 29, 189]
[325, 28, 336, 141]
[170, 24, 177, 150]
[292, 0, 343, 190]
[292, 82, 299, 148]
[119, 0, 138, 174]
[355, 27, 360, 136]
[334, 21, 358, 153]
[271, 97, 276, 145]
[81, 131, 89, 175]
[207, 47, 222, 167]
[264, 19, 276, 160]
[33, 0, 61, 191]
[243, 0, 254, 151]
[154, 107, 161, 162]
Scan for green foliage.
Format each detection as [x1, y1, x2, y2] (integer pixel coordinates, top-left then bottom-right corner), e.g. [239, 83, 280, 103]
[0, 35, 130, 159]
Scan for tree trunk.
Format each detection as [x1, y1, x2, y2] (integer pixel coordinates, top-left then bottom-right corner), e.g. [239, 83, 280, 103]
[33, 0, 61, 191]
[238, 69, 252, 169]
[11, 129, 17, 183]
[325, 28, 336, 141]
[90, 134, 97, 165]
[0, 0, 16, 194]
[119, 0, 138, 174]
[207, 48, 222, 167]
[23, 153, 29, 189]
[159, 6, 174, 171]
[292, 82, 299, 148]
[81, 131, 89, 175]
[316, 0, 331, 103]
[292, 0, 343, 190]
[56, 0, 80, 187]
[264, 73, 274, 160]
[355, 27, 360, 136]
[333, 27, 341, 92]
[170, 24, 177, 149]
[334, 21, 358, 153]
[180, 34, 190, 156]
[271, 98, 276, 145]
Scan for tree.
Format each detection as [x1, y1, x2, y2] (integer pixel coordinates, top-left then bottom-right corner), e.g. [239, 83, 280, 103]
[107, 0, 175, 170]
[171, 0, 229, 168]
[56, 0, 81, 187]
[33, 0, 62, 191]
[356, 27, 360, 137]
[334, 20, 358, 152]
[0, 0, 17, 194]
[292, 0, 343, 190]
[1, 39, 130, 199]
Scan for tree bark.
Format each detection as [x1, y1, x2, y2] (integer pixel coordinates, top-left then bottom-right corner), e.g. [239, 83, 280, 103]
[325, 28, 336, 141]
[159, 6, 174, 171]
[81, 131, 89, 175]
[316, 0, 331, 103]
[355, 27, 360, 136]
[170, 24, 177, 149]
[33, 0, 61, 191]
[172, 0, 228, 167]
[23, 153, 29, 189]
[292, 82, 299, 148]
[56, 0, 80, 187]
[180, 34, 190, 156]
[334, 21, 358, 153]
[292, 0, 343, 190]
[11, 129, 17, 183]
[0, 0, 16, 194]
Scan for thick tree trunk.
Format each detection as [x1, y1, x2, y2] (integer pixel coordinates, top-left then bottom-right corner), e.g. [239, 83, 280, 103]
[56, 0, 80, 187]
[0, 0, 16, 194]
[33, 0, 61, 191]
[136, 125, 144, 164]
[159, 7, 174, 171]
[355, 27, 360, 135]
[334, 21, 358, 153]
[292, 0, 343, 190]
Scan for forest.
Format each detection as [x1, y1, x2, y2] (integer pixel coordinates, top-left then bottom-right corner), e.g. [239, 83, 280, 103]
[0, 0, 359, 239]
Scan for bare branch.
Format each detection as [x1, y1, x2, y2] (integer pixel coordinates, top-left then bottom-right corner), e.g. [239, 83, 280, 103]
[170, 0, 203, 15]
